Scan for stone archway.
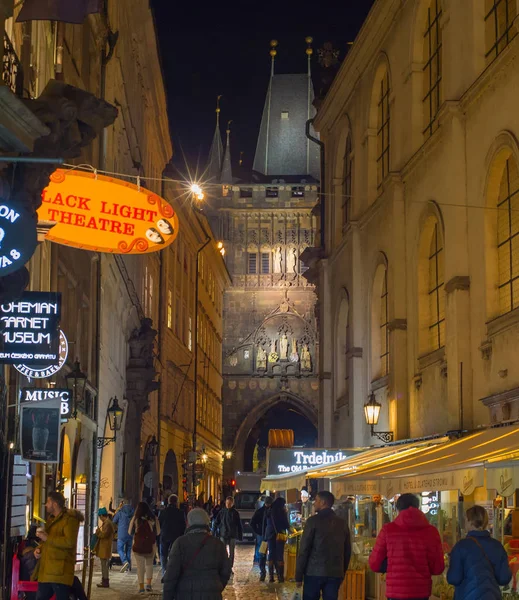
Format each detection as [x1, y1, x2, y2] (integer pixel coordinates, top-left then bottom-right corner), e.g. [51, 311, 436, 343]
[233, 392, 318, 472]
[163, 449, 179, 497]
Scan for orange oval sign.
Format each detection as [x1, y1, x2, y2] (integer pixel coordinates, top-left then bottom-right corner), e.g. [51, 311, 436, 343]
[38, 169, 179, 254]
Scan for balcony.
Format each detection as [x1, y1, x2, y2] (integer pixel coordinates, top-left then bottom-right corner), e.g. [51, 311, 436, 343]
[2, 32, 23, 97]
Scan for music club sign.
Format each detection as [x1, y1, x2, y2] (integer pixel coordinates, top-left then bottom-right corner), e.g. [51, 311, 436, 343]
[21, 388, 72, 420]
[0, 292, 61, 366]
[38, 169, 179, 254]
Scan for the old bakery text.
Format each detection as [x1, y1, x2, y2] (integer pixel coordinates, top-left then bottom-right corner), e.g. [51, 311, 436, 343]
[41, 190, 160, 236]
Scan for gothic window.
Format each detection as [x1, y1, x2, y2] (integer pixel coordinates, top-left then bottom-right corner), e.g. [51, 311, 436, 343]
[343, 134, 353, 227]
[248, 253, 257, 274]
[485, 0, 517, 63]
[380, 270, 389, 377]
[428, 223, 445, 350]
[266, 187, 279, 198]
[423, 0, 442, 138]
[377, 72, 390, 187]
[292, 186, 304, 197]
[261, 252, 270, 274]
[240, 188, 253, 198]
[497, 157, 519, 314]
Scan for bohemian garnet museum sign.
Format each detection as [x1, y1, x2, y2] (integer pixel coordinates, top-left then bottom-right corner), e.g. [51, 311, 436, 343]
[37, 169, 179, 254]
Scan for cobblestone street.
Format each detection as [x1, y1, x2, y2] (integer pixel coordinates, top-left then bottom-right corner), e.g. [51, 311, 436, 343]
[88, 545, 297, 600]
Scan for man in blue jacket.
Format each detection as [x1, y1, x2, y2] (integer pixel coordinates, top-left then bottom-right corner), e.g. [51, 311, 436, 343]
[113, 498, 134, 572]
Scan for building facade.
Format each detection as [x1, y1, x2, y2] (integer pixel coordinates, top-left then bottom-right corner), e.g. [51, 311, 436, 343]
[207, 50, 321, 475]
[312, 0, 519, 448]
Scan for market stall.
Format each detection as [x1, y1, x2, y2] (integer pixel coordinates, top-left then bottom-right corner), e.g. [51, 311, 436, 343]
[331, 424, 519, 600]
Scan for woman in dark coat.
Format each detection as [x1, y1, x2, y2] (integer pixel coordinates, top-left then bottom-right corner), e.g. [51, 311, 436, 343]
[264, 497, 290, 583]
[163, 508, 231, 600]
[447, 505, 512, 600]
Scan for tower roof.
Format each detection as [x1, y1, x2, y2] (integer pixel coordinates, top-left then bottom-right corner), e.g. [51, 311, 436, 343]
[206, 97, 224, 181]
[221, 121, 233, 184]
[253, 73, 320, 179]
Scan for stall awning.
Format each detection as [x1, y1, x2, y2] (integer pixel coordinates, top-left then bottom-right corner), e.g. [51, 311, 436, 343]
[332, 424, 519, 498]
[260, 437, 447, 492]
[261, 471, 307, 492]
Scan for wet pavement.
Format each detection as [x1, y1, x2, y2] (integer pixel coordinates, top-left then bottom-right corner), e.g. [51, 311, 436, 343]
[88, 545, 298, 600]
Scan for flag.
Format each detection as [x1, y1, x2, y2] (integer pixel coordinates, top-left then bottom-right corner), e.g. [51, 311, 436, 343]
[16, 0, 102, 24]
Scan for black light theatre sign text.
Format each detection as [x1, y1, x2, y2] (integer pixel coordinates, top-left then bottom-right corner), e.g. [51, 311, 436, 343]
[0, 292, 61, 365]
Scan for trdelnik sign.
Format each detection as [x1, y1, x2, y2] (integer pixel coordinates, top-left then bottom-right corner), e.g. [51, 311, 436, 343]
[267, 448, 356, 475]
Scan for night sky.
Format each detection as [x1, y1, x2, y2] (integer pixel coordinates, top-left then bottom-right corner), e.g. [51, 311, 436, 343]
[151, 0, 375, 177]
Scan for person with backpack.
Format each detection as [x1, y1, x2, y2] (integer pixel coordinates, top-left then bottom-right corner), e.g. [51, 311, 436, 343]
[447, 505, 512, 600]
[128, 502, 161, 594]
[163, 508, 231, 600]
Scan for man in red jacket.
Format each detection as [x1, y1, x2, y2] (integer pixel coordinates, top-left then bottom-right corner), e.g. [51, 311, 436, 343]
[368, 493, 444, 600]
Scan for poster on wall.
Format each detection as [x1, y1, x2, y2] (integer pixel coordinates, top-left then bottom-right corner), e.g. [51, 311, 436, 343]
[0, 291, 61, 365]
[20, 398, 61, 463]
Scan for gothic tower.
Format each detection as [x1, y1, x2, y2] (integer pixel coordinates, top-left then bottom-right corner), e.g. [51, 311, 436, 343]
[206, 40, 320, 476]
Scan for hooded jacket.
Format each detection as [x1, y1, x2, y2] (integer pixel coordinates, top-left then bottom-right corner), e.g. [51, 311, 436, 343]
[94, 518, 115, 560]
[37, 509, 83, 586]
[447, 530, 512, 600]
[369, 506, 444, 599]
[113, 504, 134, 542]
[163, 524, 231, 600]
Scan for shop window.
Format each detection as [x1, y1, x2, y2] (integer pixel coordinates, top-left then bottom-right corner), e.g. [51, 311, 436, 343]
[423, 0, 442, 138]
[343, 134, 353, 227]
[261, 252, 270, 274]
[428, 223, 445, 350]
[248, 253, 257, 274]
[485, 0, 517, 63]
[497, 157, 519, 314]
[376, 72, 390, 188]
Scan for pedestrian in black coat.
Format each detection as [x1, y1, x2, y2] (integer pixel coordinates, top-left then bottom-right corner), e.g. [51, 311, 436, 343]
[158, 494, 186, 574]
[213, 497, 243, 570]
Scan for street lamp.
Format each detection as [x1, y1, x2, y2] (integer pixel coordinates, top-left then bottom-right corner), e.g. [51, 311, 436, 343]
[97, 396, 124, 449]
[364, 392, 394, 444]
[225, 450, 233, 460]
[147, 436, 159, 458]
[65, 360, 87, 418]
[190, 183, 204, 201]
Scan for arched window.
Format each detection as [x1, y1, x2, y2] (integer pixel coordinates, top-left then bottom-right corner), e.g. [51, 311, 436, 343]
[423, 0, 442, 138]
[377, 72, 390, 187]
[485, 0, 517, 63]
[428, 222, 445, 350]
[371, 261, 389, 380]
[497, 156, 519, 314]
[342, 135, 353, 227]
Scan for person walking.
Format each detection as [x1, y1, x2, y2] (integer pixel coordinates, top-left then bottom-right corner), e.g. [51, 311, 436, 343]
[264, 496, 290, 583]
[447, 505, 512, 599]
[129, 501, 161, 594]
[33, 491, 82, 600]
[369, 493, 445, 600]
[158, 494, 186, 574]
[213, 496, 242, 572]
[295, 490, 351, 600]
[251, 495, 273, 581]
[94, 508, 116, 588]
[113, 498, 134, 573]
[163, 508, 231, 600]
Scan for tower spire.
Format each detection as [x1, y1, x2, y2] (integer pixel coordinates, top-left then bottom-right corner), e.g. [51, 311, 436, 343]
[206, 95, 224, 181]
[221, 120, 233, 184]
[306, 37, 313, 175]
[264, 40, 278, 174]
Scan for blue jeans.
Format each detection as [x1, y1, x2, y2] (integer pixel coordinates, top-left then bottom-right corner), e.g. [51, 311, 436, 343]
[303, 575, 343, 600]
[117, 537, 132, 567]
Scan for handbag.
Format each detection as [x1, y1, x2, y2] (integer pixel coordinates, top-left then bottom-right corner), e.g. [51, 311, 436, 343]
[259, 540, 268, 555]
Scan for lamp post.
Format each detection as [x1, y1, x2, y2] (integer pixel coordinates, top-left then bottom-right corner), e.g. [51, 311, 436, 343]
[364, 392, 394, 444]
[97, 396, 124, 449]
[147, 435, 159, 459]
[65, 360, 87, 418]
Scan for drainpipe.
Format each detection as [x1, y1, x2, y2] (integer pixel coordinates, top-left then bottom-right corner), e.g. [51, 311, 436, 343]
[306, 118, 325, 251]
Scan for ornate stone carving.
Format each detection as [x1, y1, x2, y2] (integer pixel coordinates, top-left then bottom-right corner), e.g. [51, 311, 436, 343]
[256, 345, 267, 370]
[480, 340, 493, 360]
[301, 343, 312, 371]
